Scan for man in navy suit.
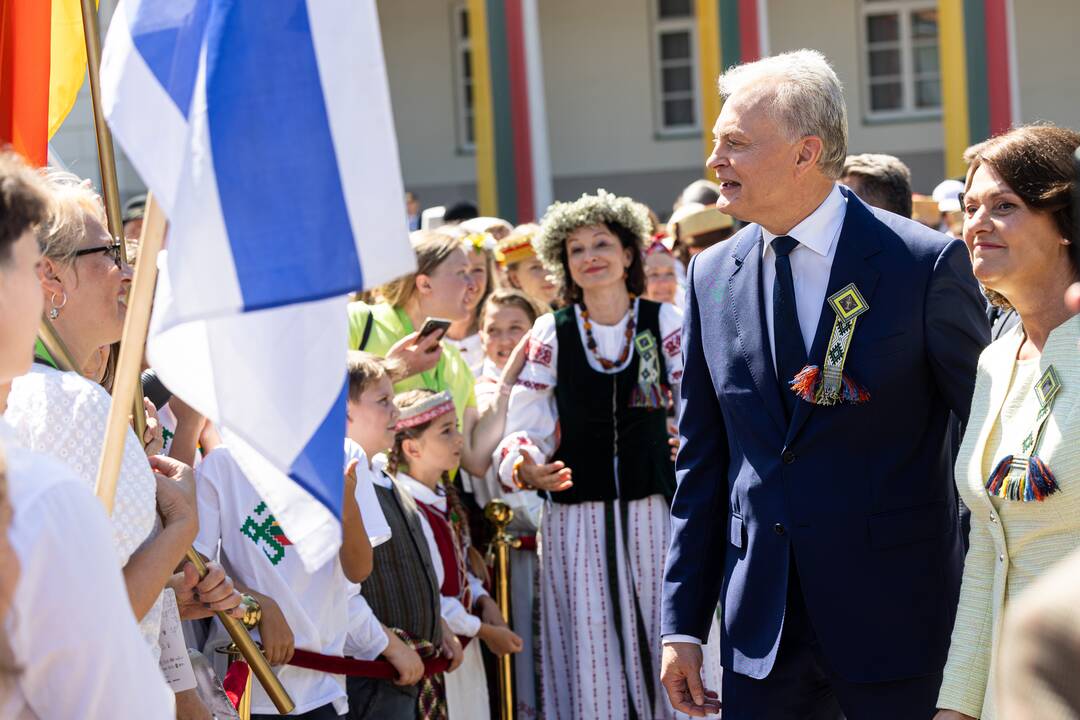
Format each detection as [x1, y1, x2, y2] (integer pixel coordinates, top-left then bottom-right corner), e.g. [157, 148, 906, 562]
[659, 50, 989, 719]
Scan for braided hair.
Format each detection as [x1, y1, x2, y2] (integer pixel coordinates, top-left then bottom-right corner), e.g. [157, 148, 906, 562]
[388, 390, 473, 549]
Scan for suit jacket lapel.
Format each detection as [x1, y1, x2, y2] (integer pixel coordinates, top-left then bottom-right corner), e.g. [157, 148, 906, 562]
[785, 193, 882, 446]
[729, 228, 787, 435]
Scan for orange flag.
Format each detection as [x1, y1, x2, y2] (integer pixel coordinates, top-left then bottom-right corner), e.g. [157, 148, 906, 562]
[0, 0, 95, 166]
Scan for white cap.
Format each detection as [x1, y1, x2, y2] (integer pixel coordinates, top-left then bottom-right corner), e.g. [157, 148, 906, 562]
[932, 179, 964, 213]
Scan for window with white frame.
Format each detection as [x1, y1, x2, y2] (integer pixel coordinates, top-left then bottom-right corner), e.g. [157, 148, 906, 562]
[453, 5, 475, 151]
[653, 0, 699, 133]
[861, 0, 941, 118]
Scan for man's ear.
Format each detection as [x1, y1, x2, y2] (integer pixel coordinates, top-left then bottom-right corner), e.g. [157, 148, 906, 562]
[794, 136, 824, 176]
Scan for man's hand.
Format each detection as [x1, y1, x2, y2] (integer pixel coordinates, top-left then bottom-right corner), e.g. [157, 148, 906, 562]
[383, 630, 425, 686]
[174, 687, 213, 720]
[516, 450, 573, 492]
[257, 595, 295, 666]
[170, 561, 245, 621]
[660, 642, 721, 717]
[387, 331, 443, 378]
[439, 619, 464, 672]
[668, 420, 680, 462]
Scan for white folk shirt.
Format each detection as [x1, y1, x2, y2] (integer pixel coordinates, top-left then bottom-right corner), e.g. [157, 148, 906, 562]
[760, 183, 847, 370]
[0, 419, 175, 719]
[5, 364, 167, 657]
[194, 447, 349, 716]
[493, 297, 684, 486]
[396, 473, 488, 638]
[343, 440, 393, 660]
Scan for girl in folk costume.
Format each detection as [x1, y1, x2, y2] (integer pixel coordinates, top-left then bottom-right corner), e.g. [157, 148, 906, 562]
[472, 290, 546, 718]
[389, 390, 523, 720]
[496, 224, 562, 310]
[493, 191, 723, 719]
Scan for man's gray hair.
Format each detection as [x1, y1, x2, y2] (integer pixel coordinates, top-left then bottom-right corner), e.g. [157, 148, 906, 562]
[718, 49, 848, 179]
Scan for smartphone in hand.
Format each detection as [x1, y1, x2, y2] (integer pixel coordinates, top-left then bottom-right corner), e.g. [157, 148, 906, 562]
[417, 317, 452, 342]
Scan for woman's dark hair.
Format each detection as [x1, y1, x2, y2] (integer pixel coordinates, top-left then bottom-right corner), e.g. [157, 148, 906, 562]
[963, 124, 1080, 308]
[557, 221, 647, 306]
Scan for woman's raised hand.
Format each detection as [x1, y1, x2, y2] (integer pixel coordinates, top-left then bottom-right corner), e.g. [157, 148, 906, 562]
[141, 397, 165, 457]
[498, 334, 531, 388]
[516, 450, 573, 492]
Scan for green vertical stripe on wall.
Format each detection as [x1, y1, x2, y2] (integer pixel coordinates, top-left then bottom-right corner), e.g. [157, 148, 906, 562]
[962, 0, 990, 145]
[486, 0, 517, 222]
[719, 0, 741, 70]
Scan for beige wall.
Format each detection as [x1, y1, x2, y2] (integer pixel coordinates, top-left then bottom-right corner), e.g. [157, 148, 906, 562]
[376, 0, 476, 200]
[1013, 0, 1080, 131]
[765, 0, 945, 190]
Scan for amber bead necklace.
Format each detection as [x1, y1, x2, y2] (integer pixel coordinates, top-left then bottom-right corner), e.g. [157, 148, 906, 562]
[580, 294, 636, 370]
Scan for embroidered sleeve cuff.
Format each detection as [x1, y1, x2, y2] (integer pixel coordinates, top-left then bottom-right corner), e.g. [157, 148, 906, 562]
[496, 434, 544, 491]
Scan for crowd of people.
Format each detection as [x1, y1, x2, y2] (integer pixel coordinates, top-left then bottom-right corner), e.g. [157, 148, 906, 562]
[0, 47, 1079, 720]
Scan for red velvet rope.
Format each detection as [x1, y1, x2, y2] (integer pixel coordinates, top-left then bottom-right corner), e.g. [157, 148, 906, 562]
[286, 637, 472, 680]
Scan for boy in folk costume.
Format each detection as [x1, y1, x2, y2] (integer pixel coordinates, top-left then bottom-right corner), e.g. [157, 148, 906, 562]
[342, 351, 439, 719]
[193, 425, 377, 719]
[389, 390, 523, 720]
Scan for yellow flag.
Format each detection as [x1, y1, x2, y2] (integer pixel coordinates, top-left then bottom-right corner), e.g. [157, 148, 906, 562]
[47, 0, 97, 139]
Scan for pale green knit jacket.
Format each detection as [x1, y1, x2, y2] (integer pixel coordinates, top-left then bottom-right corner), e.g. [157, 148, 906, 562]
[938, 316, 1080, 719]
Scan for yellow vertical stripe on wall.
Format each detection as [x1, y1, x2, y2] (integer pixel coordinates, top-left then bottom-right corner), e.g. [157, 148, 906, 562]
[938, 0, 971, 179]
[697, 0, 721, 178]
[468, 0, 498, 215]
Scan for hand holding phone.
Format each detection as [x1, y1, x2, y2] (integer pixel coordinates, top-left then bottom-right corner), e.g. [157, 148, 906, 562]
[417, 317, 452, 342]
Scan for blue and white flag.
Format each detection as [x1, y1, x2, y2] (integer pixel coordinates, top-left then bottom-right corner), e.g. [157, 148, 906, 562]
[102, 0, 415, 570]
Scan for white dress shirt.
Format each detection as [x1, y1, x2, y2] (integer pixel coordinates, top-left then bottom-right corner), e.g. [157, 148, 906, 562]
[760, 184, 847, 373]
[663, 184, 848, 648]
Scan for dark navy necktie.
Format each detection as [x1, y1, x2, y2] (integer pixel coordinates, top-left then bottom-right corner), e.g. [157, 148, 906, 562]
[772, 235, 805, 420]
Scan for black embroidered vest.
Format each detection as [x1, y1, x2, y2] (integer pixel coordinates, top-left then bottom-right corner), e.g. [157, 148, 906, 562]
[550, 299, 676, 505]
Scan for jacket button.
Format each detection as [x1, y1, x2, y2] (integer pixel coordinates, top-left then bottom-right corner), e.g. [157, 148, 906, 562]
[774, 523, 786, 536]
[782, 450, 796, 465]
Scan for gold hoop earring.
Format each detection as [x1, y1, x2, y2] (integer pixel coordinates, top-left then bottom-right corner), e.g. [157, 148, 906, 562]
[48, 291, 67, 320]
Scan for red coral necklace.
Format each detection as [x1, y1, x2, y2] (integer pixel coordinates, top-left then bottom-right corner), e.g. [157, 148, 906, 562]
[580, 294, 636, 370]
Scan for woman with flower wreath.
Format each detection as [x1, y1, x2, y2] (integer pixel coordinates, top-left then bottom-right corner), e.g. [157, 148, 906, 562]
[493, 191, 722, 719]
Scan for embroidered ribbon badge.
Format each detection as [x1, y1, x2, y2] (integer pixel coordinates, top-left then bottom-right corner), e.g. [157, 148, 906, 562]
[630, 330, 665, 409]
[986, 365, 1062, 502]
[791, 283, 871, 406]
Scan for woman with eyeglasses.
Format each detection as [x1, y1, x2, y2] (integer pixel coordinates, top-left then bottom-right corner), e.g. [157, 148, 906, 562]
[3, 170, 244, 716]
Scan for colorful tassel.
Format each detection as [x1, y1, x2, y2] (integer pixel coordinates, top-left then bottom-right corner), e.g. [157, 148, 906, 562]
[630, 384, 666, 410]
[986, 454, 1060, 502]
[790, 365, 870, 406]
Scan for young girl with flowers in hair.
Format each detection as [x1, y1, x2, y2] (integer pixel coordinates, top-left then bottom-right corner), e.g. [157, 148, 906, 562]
[389, 389, 523, 720]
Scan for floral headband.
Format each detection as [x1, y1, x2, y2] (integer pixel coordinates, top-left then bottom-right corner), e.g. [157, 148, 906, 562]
[464, 232, 496, 253]
[395, 391, 456, 431]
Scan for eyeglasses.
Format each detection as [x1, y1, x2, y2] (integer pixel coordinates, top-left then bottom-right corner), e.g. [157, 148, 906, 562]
[74, 240, 124, 269]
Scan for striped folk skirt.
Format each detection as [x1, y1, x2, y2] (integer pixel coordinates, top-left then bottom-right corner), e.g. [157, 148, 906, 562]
[537, 495, 723, 719]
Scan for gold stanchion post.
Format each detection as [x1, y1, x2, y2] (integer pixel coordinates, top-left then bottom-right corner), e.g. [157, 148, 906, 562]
[485, 499, 519, 720]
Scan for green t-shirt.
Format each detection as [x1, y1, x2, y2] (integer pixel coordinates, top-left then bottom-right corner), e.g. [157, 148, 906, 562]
[347, 301, 476, 428]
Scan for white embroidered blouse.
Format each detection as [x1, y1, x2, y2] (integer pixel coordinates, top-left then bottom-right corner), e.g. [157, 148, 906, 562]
[492, 298, 684, 488]
[5, 364, 167, 656]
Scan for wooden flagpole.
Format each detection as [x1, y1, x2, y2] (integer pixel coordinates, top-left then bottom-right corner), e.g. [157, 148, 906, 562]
[78, 0, 145, 442]
[92, 194, 295, 713]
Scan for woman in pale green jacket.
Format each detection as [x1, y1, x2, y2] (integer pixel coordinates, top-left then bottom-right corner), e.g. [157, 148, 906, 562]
[935, 124, 1080, 720]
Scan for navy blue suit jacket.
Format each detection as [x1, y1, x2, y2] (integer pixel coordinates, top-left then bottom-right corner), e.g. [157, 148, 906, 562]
[661, 189, 990, 683]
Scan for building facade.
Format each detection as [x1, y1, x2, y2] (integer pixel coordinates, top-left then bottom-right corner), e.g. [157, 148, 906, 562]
[55, 0, 1080, 223]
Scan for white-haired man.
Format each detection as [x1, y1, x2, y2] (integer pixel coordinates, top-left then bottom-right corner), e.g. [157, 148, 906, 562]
[660, 50, 989, 718]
